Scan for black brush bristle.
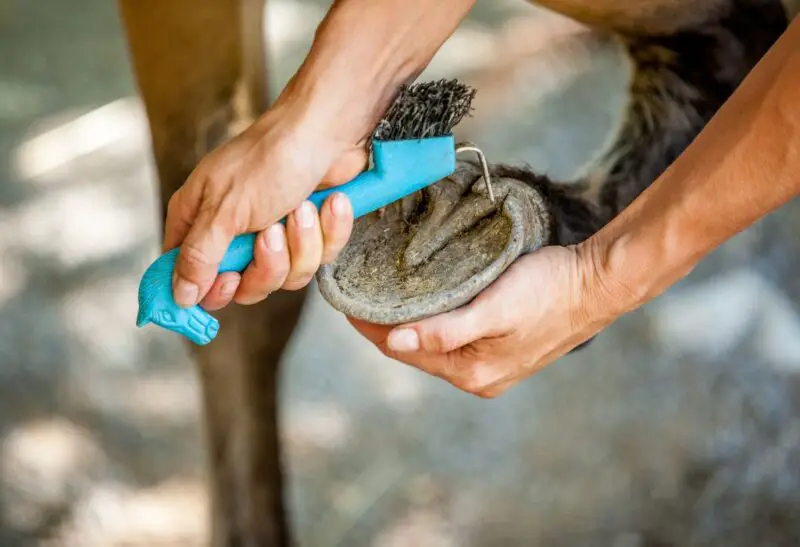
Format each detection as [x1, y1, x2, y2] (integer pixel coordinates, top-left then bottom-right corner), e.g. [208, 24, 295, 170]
[372, 79, 476, 141]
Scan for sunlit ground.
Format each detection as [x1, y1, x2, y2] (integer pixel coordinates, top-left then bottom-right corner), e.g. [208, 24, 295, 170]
[2, 0, 800, 545]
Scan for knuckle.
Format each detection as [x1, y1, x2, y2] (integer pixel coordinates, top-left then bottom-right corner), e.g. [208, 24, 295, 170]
[282, 275, 313, 291]
[218, 187, 252, 232]
[460, 374, 489, 396]
[261, 272, 289, 295]
[272, 267, 292, 289]
[205, 196, 239, 228]
[180, 242, 213, 272]
[428, 328, 456, 353]
[476, 385, 506, 400]
[289, 258, 318, 280]
[452, 362, 499, 397]
[263, 262, 290, 286]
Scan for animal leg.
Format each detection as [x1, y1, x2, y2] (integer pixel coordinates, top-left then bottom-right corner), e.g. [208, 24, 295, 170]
[118, 1, 302, 545]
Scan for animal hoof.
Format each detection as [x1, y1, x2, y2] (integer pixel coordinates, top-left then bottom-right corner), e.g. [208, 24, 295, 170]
[316, 161, 553, 325]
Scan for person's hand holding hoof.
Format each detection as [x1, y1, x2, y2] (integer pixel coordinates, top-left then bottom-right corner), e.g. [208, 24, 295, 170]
[349, 244, 618, 398]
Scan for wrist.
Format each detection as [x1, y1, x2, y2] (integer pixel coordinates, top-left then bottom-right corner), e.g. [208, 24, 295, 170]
[572, 238, 637, 328]
[265, 0, 475, 148]
[572, 19, 800, 322]
[270, 11, 419, 149]
[577, 190, 705, 320]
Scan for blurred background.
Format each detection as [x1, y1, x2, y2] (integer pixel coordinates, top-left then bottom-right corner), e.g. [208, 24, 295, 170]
[1, 0, 800, 545]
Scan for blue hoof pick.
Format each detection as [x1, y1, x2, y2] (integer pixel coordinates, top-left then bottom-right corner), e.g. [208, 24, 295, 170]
[137, 136, 460, 345]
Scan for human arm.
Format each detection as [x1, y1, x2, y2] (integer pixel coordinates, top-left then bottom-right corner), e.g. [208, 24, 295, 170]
[350, 16, 800, 397]
[167, 0, 477, 310]
[589, 16, 800, 318]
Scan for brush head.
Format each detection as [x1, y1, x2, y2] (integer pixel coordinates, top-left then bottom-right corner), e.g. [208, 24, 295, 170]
[372, 79, 476, 142]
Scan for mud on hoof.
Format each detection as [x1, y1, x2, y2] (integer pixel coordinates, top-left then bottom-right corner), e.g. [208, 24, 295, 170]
[317, 161, 556, 325]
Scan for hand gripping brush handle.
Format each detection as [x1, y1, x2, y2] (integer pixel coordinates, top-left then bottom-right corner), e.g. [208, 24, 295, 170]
[136, 80, 492, 345]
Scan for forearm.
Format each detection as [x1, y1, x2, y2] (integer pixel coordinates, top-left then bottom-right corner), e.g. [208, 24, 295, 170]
[586, 17, 800, 315]
[268, 0, 475, 145]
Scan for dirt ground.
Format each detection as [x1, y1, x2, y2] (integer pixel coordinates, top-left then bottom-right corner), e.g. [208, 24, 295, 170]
[1, 0, 800, 545]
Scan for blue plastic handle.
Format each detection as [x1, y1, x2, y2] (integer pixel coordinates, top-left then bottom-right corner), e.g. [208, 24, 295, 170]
[136, 136, 456, 345]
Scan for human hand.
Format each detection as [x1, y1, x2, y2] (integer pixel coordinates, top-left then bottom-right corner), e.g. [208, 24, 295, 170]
[164, 102, 368, 311]
[349, 244, 621, 398]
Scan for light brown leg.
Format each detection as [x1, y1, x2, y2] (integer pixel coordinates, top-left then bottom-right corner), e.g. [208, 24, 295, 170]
[117, 1, 301, 545]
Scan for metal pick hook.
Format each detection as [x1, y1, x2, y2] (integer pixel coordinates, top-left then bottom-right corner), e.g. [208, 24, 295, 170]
[455, 142, 495, 203]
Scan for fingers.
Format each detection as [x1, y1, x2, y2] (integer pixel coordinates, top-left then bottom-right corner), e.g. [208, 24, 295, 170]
[172, 202, 239, 308]
[280, 201, 324, 291]
[386, 305, 487, 354]
[191, 192, 354, 309]
[320, 193, 353, 264]
[345, 246, 585, 400]
[160, 128, 362, 310]
[349, 304, 520, 398]
[164, 183, 219, 309]
[200, 272, 241, 311]
[163, 186, 197, 253]
[234, 192, 353, 303]
[235, 224, 291, 305]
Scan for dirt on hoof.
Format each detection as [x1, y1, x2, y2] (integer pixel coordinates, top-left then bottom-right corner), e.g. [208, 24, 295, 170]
[317, 161, 553, 325]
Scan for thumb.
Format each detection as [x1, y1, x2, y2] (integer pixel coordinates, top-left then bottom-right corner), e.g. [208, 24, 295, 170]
[172, 207, 237, 308]
[387, 306, 486, 354]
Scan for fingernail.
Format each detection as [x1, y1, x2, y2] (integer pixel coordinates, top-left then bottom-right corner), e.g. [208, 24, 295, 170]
[332, 193, 350, 217]
[265, 224, 285, 252]
[388, 329, 419, 352]
[174, 278, 199, 308]
[221, 279, 238, 299]
[297, 201, 315, 229]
